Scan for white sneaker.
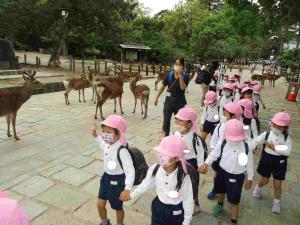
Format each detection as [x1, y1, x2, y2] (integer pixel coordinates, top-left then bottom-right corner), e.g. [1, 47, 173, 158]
[272, 201, 281, 214]
[252, 186, 262, 199]
[193, 204, 201, 215]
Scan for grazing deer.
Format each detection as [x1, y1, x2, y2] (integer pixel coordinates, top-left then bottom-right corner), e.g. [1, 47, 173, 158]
[0, 70, 43, 140]
[63, 73, 88, 105]
[267, 74, 281, 87]
[94, 72, 131, 120]
[155, 69, 169, 91]
[129, 74, 150, 119]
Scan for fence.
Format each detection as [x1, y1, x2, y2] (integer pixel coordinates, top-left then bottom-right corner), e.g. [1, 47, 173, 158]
[17, 53, 172, 76]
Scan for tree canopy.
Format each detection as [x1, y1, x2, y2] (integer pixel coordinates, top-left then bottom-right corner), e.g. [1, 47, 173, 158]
[0, 0, 299, 64]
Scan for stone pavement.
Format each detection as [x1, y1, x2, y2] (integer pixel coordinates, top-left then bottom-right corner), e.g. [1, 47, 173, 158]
[1, 67, 300, 225]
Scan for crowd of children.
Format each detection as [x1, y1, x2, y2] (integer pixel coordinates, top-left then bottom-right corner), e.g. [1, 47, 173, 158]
[91, 63, 293, 225]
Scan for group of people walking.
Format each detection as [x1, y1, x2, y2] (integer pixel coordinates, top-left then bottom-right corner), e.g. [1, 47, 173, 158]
[91, 58, 293, 225]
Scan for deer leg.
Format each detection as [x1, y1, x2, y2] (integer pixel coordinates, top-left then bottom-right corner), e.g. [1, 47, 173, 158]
[12, 112, 19, 141]
[155, 81, 158, 91]
[79, 90, 81, 103]
[95, 99, 99, 120]
[6, 114, 12, 137]
[83, 88, 86, 103]
[133, 97, 137, 113]
[119, 96, 124, 114]
[112, 98, 116, 113]
[92, 86, 94, 101]
[99, 98, 107, 120]
[141, 99, 144, 115]
[65, 88, 71, 105]
[143, 96, 149, 119]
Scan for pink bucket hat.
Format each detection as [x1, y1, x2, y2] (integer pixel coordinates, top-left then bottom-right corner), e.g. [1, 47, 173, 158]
[242, 87, 253, 94]
[223, 83, 234, 90]
[237, 83, 247, 90]
[238, 99, 254, 119]
[251, 80, 259, 86]
[154, 135, 188, 173]
[223, 102, 243, 119]
[252, 85, 261, 94]
[175, 107, 197, 132]
[271, 112, 292, 127]
[101, 115, 128, 146]
[204, 91, 217, 105]
[224, 119, 245, 141]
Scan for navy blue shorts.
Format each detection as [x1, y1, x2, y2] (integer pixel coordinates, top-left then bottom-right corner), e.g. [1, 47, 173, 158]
[215, 168, 245, 204]
[257, 151, 288, 180]
[151, 196, 184, 225]
[203, 120, 219, 135]
[187, 158, 199, 201]
[98, 173, 125, 210]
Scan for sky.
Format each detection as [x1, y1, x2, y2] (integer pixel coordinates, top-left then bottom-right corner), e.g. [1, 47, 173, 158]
[138, 0, 184, 16]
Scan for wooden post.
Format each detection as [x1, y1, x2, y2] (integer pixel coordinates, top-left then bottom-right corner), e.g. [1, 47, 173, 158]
[152, 65, 155, 75]
[105, 61, 107, 74]
[146, 64, 148, 76]
[138, 66, 141, 74]
[36, 56, 39, 67]
[38, 57, 41, 67]
[94, 59, 97, 73]
[98, 61, 100, 73]
[169, 65, 172, 70]
[129, 62, 132, 72]
[73, 58, 76, 73]
[24, 54, 27, 64]
[82, 59, 85, 73]
[69, 57, 73, 71]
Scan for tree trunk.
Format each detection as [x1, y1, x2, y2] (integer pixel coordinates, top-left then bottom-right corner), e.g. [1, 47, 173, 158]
[48, 38, 65, 67]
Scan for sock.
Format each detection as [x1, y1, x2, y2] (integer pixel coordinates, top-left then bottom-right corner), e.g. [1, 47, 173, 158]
[256, 184, 262, 190]
[231, 219, 238, 224]
[218, 201, 224, 206]
[274, 198, 280, 204]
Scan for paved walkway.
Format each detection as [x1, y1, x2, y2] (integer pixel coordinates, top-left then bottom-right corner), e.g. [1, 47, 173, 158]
[0, 68, 299, 225]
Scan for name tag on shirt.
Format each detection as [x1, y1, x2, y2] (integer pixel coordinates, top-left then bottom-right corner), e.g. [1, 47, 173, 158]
[173, 210, 182, 216]
[166, 92, 171, 97]
[111, 181, 118, 186]
[229, 179, 236, 183]
[280, 160, 285, 164]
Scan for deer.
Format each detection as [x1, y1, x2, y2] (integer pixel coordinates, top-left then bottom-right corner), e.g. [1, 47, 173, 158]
[0, 70, 43, 140]
[155, 69, 170, 91]
[129, 73, 150, 119]
[94, 72, 131, 120]
[63, 73, 88, 105]
[267, 74, 281, 87]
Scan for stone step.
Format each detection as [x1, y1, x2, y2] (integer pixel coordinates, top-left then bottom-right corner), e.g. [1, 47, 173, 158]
[0, 70, 20, 76]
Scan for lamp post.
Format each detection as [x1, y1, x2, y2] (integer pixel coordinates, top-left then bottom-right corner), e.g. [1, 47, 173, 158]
[61, 10, 68, 57]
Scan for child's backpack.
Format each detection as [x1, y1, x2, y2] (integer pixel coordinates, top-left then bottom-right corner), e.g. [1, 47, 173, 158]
[117, 146, 149, 185]
[215, 139, 249, 168]
[192, 133, 209, 160]
[262, 130, 288, 152]
[152, 162, 198, 198]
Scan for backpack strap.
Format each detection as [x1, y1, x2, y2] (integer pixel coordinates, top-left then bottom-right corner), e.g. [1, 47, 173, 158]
[262, 131, 270, 152]
[220, 139, 227, 157]
[217, 123, 222, 138]
[152, 164, 160, 177]
[243, 142, 249, 155]
[192, 133, 199, 155]
[117, 146, 125, 170]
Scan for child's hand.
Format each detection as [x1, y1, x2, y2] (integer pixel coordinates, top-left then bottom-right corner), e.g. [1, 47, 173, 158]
[198, 163, 208, 174]
[266, 142, 275, 151]
[244, 180, 252, 190]
[119, 189, 131, 202]
[91, 123, 97, 138]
